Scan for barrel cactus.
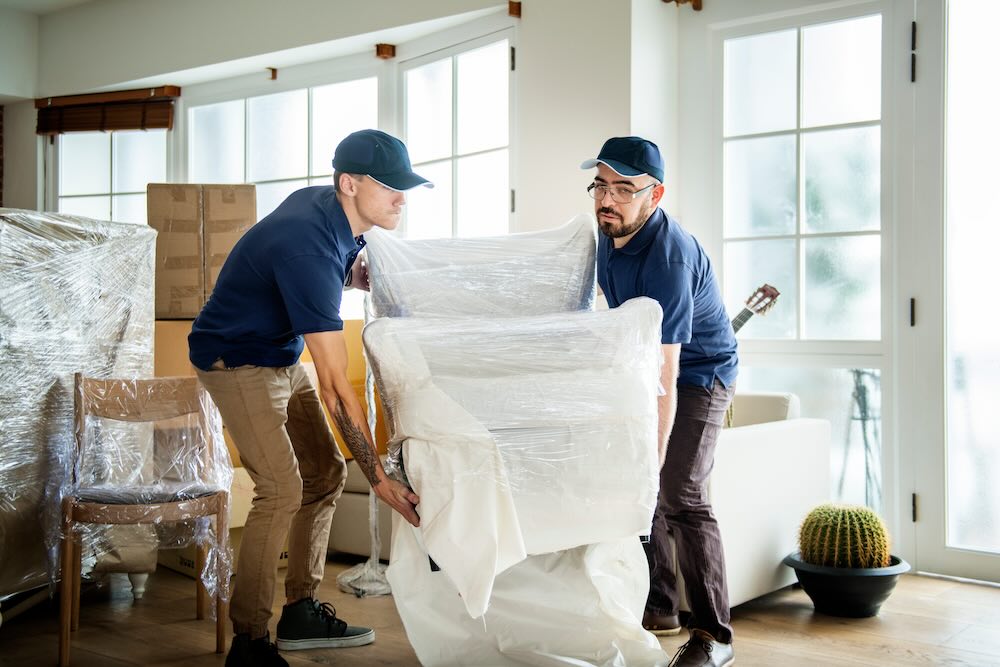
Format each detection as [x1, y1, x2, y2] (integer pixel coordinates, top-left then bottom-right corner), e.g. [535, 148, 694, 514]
[798, 503, 891, 568]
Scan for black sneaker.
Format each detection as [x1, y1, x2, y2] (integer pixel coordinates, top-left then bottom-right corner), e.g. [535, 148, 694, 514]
[275, 598, 375, 650]
[668, 629, 735, 667]
[225, 633, 288, 667]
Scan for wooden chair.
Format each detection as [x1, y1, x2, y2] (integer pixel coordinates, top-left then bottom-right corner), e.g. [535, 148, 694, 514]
[59, 374, 230, 667]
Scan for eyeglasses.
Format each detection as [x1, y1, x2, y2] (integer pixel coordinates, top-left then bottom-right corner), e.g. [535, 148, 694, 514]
[586, 182, 655, 204]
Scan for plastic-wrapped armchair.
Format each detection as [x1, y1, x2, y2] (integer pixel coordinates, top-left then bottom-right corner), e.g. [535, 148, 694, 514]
[59, 374, 232, 667]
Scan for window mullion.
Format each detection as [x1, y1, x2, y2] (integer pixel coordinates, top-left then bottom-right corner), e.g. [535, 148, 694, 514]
[796, 26, 805, 341]
[451, 54, 459, 238]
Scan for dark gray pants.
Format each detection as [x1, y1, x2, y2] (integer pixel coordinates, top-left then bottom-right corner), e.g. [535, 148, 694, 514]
[643, 380, 735, 643]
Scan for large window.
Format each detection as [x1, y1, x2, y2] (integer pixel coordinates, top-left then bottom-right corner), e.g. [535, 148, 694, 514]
[402, 37, 510, 239]
[722, 15, 882, 341]
[57, 130, 166, 224]
[720, 12, 885, 509]
[50, 19, 515, 321]
[187, 77, 378, 219]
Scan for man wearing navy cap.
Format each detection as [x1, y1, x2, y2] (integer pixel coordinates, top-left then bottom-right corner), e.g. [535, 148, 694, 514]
[190, 129, 430, 667]
[582, 137, 738, 667]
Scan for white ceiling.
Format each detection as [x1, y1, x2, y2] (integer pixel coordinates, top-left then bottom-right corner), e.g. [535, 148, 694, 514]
[0, 0, 93, 14]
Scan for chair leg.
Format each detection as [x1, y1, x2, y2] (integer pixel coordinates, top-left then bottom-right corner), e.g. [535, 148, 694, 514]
[71, 538, 81, 632]
[216, 500, 229, 654]
[59, 506, 73, 667]
[127, 573, 149, 600]
[195, 543, 208, 621]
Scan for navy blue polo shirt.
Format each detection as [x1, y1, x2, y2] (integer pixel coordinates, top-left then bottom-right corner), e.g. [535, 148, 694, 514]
[598, 207, 738, 388]
[188, 186, 363, 371]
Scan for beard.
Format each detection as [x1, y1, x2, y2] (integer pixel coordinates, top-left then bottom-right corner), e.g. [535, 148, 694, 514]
[596, 201, 654, 239]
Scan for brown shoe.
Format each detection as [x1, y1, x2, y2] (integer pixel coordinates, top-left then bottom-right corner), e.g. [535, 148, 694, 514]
[668, 629, 734, 667]
[643, 611, 682, 636]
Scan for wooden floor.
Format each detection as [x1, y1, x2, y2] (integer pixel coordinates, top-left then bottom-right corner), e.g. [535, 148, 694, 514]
[1, 557, 998, 666]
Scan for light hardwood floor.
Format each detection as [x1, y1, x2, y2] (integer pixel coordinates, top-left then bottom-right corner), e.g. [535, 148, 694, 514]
[1, 557, 998, 666]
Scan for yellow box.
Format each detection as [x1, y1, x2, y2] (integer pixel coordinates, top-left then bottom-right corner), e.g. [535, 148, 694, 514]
[154, 319, 387, 462]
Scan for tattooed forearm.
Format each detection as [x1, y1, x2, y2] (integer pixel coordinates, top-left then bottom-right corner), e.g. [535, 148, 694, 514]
[332, 399, 382, 487]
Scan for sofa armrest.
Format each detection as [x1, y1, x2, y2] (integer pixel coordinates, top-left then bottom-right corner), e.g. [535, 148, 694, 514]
[730, 391, 801, 427]
[709, 417, 830, 606]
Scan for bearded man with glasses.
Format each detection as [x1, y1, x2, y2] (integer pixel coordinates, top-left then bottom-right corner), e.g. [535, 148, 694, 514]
[582, 137, 739, 667]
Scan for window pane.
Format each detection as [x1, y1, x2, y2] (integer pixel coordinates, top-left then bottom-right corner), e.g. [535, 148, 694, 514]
[405, 161, 452, 240]
[58, 195, 111, 220]
[312, 77, 378, 176]
[60, 133, 110, 196]
[724, 29, 797, 136]
[112, 193, 147, 224]
[457, 40, 509, 154]
[946, 0, 1000, 554]
[189, 100, 245, 183]
[802, 15, 881, 128]
[406, 58, 453, 164]
[456, 150, 508, 238]
[738, 366, 882, 509]
[804, 235, 880, 339]
[340, 290, 366, 321]
[724, 239, 796, 339]
[724, 135, 797, 237]
[255, 180, 308, 220]
[113, 130, 166, 193]
[804, 127, 880, 233]
[248, 90, 308, 182]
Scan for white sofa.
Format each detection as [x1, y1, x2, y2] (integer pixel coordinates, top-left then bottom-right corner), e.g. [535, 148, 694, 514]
[329, 391, 830, 611]
[688, 391, 831, 608]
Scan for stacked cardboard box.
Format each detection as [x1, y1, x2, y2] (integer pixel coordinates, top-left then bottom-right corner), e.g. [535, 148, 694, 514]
[147, 183, 256, 319]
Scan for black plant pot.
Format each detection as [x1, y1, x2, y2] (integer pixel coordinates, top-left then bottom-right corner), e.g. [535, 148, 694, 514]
[782, 552, 911, 618]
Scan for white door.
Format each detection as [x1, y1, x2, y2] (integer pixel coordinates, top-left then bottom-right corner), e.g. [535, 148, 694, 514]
[901, 0, 1000, 582]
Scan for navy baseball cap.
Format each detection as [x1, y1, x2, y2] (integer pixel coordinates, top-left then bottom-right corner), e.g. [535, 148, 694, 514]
[332, 129, 433, 191]
[580, 136, 664, 184]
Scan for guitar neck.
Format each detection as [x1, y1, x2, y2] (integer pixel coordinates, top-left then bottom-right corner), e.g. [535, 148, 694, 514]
[731, 307, 754, 334]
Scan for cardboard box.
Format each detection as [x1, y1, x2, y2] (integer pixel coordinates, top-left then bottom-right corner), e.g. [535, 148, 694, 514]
[157, 526, 288, 579]
[203, 185, 257, 295]
[148, 184, 203, 319]
[148, 183, 256, 319]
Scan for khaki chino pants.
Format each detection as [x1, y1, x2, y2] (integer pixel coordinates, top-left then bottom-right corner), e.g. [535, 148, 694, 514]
[196, 361, 347, 638]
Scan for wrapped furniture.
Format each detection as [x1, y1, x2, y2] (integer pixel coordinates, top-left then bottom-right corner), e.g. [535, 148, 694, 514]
[363, 215, 669, 666]
[364, 214, 597, 318]
[0, 209, 156, 601]
[0, 209, 232, 628]
[60, 374, 232, 665]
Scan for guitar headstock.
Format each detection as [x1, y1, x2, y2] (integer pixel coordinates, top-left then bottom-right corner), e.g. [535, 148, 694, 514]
[745, 284, 780, 316]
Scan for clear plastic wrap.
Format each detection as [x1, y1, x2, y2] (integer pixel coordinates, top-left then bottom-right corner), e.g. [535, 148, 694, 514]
[365, 214, 597, 318]
[0, 209, 230, 606]
[360, 215, 666, 664]
[365, 298, 663, 615]
[70, 375, 233, 604]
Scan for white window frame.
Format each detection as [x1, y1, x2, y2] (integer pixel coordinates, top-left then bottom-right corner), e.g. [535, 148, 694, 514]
[709, 0, 900, 513]
[396, 27, 516, 238]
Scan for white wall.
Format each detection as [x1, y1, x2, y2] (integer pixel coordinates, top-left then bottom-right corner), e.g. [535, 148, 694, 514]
[630, 0, 679, 207]
[0, 8, 38, 102]
[515, 0, 680, 233]
[2, 100, 42, 210]
[514, 0, 631, 231]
